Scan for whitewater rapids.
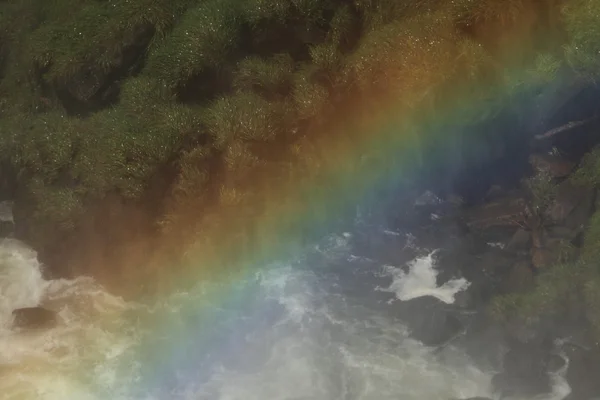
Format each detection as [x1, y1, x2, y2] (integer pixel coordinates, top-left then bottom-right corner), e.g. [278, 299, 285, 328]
[0, 233, 570, 400]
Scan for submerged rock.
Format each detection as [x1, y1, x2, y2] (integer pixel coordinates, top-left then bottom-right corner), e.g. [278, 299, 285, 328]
[492, 336, 554, 398]
[12, 307, 57, 330]
[563, 346, 600, 400]
[0, 220, 13, 237]
[395, 296, 465, 347]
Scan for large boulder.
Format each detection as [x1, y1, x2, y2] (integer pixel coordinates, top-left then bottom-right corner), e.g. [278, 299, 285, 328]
[394, 296, 465, 347]
[506, 228, 532, 253]
[529, 153, 576, 178]
[491, 337, 554, 398]
[12, 307, 57, 330]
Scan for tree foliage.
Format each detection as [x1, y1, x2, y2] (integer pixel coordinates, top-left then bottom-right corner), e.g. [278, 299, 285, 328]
[1, 0, 600, 291]
[563, 0, 600, 80]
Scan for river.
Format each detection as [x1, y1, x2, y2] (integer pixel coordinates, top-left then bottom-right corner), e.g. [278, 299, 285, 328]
[0, 225, 572, 400]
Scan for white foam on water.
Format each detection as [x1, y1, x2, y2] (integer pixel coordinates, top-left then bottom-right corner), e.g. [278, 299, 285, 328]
[194, 264, 494, 400]
[0, 238, 573, 400]
[378, 251, 470, 304]
[0, 239, 139, 399]
[0, 239, 48, 331]
[547, 354, 571, 400]
[0, 200, 14, 223]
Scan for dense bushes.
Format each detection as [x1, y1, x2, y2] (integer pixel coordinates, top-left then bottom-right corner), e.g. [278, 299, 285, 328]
[1, 0, 600, 296]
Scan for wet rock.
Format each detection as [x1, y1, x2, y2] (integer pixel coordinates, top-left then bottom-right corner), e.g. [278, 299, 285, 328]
[349, 228, 419, 268]
[548, 181, 595, 228]
[492, 337, 554, 398]
[547, 353, 567, 374]
[12, 307, 57, 330]
[394, 296, 465, 347]
[529, 153, 575, 178]
[531, 226, 546, 249]
[442, 248, 516, 310]
[506, 228, 531, 252]
[457, 315, 507, 370]
[463, 196, 527, 230]
[0, 220, 13, 237]
[532, 246, 553, 268]
[563, 346, 600, 400]
[413, 218, 472, 251]
[549, 225, 581, 242]
[504, 260, 534, 293]
[531, 236, 572, 269]
[485, 185, 505, 202]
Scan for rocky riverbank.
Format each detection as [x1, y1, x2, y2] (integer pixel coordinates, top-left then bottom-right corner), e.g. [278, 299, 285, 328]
[3, 85, 600, 398]
[353, 142, 600, 399]
[3, 137, 600, 399]
[2, 1, 600, 398]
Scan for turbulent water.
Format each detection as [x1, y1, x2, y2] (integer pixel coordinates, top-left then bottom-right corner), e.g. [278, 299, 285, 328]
[0, 230, 571, 400]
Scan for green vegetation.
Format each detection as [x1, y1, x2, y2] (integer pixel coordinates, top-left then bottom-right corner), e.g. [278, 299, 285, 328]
[524, 171, 558, 217]
[563, 0, 600, 80]
[491, 163, 600, 343]
[572, 146, 600, 186]
[2, 0, 600, 300]
[490, 244, 600, 341]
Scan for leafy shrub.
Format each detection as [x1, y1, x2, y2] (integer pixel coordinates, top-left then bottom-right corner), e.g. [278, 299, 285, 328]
[524, 171, 558, 216]
[145, 0, 242, 90]
[563, 0, 600, 80]
[490, 261, 589, 322]
[202, 92, 287, 147]
[232, 54, 295, 97]
[571, 146, 600, 187]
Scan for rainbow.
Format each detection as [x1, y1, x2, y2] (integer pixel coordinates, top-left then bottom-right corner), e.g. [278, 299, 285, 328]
[74, 3, 591, 397]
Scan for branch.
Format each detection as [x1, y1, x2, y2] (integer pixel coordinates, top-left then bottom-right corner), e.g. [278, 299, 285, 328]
[534, 115, 598, 140]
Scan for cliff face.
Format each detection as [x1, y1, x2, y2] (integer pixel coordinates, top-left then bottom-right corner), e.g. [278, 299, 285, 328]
[0, 0, 599, 297]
